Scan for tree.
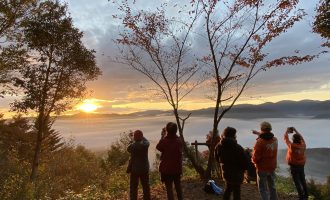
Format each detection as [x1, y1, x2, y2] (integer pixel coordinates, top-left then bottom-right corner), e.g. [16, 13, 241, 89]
[313, 0, 330, 47]
[115, 0, 322, 180]
[199, 0, 321, 179]
[11, 0, 101, 182]
[0, 0, 38, 97]
[114, 0, 206, 175]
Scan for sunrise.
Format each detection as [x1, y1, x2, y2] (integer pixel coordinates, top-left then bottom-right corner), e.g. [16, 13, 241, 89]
[0, 0, 329, 199]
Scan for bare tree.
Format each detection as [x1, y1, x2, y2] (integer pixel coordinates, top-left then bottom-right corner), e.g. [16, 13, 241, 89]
[198, 0, 323, 179]
[115, 0, 323, 180]
[114, 0, 206, 175]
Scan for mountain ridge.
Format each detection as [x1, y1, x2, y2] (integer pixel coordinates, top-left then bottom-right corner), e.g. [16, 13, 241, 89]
[61, 99, 330, 119]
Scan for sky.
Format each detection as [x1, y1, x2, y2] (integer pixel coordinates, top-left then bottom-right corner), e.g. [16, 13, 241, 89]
[0, 0, 329, 116]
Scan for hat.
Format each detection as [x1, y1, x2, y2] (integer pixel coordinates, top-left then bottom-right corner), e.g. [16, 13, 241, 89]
[260, 121, 272, 131]
[133, 130, 143, 141]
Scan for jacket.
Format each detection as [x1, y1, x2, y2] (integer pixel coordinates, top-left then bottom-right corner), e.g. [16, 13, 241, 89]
[284, 133, 306, 166]
[127, 137, 150, 174]
[252, 132, 278, 173]
[156, 135, 183, 175]
[215, 137, 248, 184]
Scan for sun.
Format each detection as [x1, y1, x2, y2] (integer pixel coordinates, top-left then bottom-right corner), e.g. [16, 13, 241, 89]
[78, 102, 98, 113]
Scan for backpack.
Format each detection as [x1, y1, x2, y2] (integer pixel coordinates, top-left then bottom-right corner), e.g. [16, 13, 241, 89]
[203, 180, 223, 195]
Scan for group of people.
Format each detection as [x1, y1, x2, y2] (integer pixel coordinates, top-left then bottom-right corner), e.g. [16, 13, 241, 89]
[127, 121, 308, 200]
[127, 122, 183, 200]
[215, 121, 308, 200]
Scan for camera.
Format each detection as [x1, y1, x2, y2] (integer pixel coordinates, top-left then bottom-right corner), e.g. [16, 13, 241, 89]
[288, 127, 294, 133]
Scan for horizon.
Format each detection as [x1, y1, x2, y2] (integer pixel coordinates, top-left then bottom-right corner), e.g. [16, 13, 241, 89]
[1, 98, 329, 118]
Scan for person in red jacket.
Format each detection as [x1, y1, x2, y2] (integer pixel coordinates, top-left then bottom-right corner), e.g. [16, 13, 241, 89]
[284, 127, 308, 200]
[252, 121, 278, 200]
[156, 122, 183, 200]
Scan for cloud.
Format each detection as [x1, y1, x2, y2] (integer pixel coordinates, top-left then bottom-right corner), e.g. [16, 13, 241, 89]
[1, 0, 328, 114]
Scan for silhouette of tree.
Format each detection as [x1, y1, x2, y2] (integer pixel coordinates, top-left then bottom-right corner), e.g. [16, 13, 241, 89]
[11, 1, 101, 181]
[114, 0, 206, 175]
[115, 0, 322, 179]
[200, 0, 322, 179]
[0, 0, 38, 97]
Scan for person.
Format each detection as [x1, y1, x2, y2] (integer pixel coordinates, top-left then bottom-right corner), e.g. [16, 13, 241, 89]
[215, 127, 248, 200]
[284, 127, 308, 200]
[252, 121, 278, 200]
[127, 130, 151, 200]
[244, 148, 257, 184]
[156, 122, 183, 200]
[206, 130, 221, 149]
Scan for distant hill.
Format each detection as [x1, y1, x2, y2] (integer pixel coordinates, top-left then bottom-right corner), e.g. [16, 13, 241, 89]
[61, 99, 330, 119]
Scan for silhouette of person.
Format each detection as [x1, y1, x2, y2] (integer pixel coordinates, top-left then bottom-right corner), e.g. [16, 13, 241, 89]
[215, 127, 248, 200]
[127, 130, 151, 200]
[156, 122, 183, 200]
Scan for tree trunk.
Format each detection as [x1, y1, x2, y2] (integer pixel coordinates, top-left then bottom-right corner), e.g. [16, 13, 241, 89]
[30, 114, 45, 182]
[173, 109, 206, 179]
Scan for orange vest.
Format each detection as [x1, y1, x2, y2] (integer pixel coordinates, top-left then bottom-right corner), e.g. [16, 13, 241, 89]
[284, 133, 306, 165]
[252, 134, 278, 173]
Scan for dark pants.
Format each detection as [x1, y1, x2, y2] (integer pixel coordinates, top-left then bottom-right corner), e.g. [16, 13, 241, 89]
[290, 165, 308, 200]
[223, 182, 241, 200]
[130, 172, 151, 200]
[162, 174, 183, 200]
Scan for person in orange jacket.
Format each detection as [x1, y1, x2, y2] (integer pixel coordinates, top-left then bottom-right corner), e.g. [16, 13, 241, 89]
[284, 127, 308, 200]
[252, 121, 278, 200]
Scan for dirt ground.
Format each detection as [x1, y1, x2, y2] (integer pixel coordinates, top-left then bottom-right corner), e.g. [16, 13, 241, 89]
[136, 178, 299, 200]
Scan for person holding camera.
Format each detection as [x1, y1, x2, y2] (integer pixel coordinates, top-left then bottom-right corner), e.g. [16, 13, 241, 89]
[284, 127, 308, 200]
[127, 130, 151, 200]
[156, 122, 183, 200]
[252, 121, 278, 200]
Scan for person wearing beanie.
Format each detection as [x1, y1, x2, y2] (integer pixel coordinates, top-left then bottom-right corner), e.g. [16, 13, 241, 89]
[284, 127, 308, 200]
[127, 130, 150, 200]
[156, 122, 183, 200]
[252, 121, 278, 200]
[215, 127, 248, 200]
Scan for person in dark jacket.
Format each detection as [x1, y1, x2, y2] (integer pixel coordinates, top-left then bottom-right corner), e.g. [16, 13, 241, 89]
[156, 122, 183, 200]
[127, 130, 150, 200]
[215, 127, 248, 200]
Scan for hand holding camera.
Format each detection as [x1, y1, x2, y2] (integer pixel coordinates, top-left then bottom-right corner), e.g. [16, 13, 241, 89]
[287, 127, 294, 134]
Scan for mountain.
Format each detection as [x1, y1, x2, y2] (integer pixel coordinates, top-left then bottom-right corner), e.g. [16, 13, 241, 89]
[62, 99, 330, 119]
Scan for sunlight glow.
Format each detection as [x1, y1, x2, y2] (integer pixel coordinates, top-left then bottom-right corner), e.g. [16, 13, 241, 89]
[78, 102, 98, 113]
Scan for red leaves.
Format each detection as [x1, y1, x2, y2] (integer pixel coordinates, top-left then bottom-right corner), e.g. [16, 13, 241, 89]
[278, 0, 299, 9]
[266, 55, 317, 68]
[236, 57, 250, 68]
